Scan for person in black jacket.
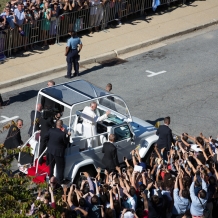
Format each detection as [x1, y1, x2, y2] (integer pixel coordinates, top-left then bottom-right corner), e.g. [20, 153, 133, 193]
[41, 80, 64, 113]
[156, 116, 175, 161]
[102, 134, 119, 173]
[145, 182, 168, 218]
[28, 104, 42, 136]
[4, 119, 23, 151]
[44, 120, 70, 183]
[38, 113, 55, 165]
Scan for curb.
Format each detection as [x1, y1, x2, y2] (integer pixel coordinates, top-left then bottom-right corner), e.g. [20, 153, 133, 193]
[0, 19, 217, 89]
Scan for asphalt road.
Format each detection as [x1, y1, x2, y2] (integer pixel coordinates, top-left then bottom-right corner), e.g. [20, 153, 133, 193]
[1, 26, 218, 145]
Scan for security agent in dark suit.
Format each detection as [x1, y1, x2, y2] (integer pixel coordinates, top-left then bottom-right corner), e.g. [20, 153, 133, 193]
[44, 120, 70, 183]
[38, 111, 55, 165]
[156, 116, 175, 160]
[4, 119, 23, 159]
[102, 134, 119, 173]
[41, 80, 64, 113]
[28, 104, 42, 137]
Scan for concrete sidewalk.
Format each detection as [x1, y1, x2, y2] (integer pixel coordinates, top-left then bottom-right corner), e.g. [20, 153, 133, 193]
[0, 0, 218, 88]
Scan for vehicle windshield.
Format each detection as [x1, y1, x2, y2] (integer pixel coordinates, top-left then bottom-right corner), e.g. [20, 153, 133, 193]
[98, 95, 131, 120]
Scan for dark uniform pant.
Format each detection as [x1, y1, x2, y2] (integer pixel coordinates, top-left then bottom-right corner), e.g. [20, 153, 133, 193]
[38, 137, 48, 165]
[66, 49, 79, 77]
[48, 153, 65, 183]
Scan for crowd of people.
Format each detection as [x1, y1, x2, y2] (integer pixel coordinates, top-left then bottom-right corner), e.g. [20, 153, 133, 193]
[0, 0, 144, 57]
[3, 86, 218, 217]
[21, 129, 218, 218]
[0, 0, 187, 60]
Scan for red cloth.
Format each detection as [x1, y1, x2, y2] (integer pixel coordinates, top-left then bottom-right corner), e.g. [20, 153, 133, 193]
[143, 209, 149, 218]
[160, 171, 166, 179]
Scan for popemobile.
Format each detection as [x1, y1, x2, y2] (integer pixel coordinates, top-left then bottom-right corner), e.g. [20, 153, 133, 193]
[18, 80, 159, 184]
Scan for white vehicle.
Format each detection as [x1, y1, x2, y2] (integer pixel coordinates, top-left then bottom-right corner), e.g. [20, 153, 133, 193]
[19, 80, 158, 183]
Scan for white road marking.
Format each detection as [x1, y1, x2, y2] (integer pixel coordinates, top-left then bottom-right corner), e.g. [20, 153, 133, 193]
[146, 70, 167, 77]
[0, 115, 19, 124]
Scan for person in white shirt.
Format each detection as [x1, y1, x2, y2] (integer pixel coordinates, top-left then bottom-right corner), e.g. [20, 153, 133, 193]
[82, 101, 110, 148]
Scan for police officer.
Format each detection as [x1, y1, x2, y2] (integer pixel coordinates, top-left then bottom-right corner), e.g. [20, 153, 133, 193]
[65, 31, 83, 78]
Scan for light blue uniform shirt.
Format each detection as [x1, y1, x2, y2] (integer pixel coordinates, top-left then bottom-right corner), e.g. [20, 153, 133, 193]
[190, 180, 208, 216]
[172, 188, 190, 215]
[67, 37, 82, 49]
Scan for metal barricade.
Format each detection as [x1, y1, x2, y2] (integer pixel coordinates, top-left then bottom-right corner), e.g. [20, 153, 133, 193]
[1, 0, 182, 58]
[0, 29, 11, 58]
[9, 17, 59, 52]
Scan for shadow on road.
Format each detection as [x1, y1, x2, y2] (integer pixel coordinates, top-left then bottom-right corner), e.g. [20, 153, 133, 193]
[7, 90, 38, 105]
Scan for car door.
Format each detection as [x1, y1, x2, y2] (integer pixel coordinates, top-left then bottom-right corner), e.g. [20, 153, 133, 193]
[112, 123, 135, 162]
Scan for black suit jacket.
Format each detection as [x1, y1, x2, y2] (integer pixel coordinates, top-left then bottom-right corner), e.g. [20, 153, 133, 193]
[4, 125, 22, 149]
[28, 110, 41, 136]
[156, 125, 174, 150]
[102, 142, 119, 171]
[40, 117, 54, 138]
[41, 95, 64, 112]
[144, 189, 168, 218]
[45, 128, 69, 157]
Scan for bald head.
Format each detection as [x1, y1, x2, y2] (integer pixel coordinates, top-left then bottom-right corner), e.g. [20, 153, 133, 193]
[56, 120, 63, 128]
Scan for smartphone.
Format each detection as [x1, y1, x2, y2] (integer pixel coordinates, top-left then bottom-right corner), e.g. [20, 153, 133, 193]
[122, 168, 126, 173]
[100, 169, 105, 174]
[97, 205, 102, 208]
[123, 156, 127, 161]
[167, 151, 170, 155]
[80, 172, 84, 176]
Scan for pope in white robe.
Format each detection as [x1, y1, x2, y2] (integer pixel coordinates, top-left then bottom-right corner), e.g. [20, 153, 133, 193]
[81, 102, 110, 148]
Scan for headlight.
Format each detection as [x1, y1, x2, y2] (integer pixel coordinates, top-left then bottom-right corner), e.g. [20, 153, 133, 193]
[141, 140, 149, 148]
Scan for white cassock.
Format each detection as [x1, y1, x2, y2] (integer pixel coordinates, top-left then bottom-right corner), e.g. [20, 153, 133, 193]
[81, 106, 108, 148]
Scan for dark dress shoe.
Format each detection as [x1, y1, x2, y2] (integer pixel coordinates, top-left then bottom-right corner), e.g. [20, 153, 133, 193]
[73, 73, 79, 77]
[64, 75, 72, 79]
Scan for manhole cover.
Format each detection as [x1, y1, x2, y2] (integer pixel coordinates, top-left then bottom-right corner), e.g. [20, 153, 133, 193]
[99, 58, 127, 67]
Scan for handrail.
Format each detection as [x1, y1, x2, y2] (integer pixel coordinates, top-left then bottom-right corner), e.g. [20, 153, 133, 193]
[33, 136, 41, 167]
[35, 147, 47, 175]
[72, 131, 110, 143]
[18, 131, 40, 163]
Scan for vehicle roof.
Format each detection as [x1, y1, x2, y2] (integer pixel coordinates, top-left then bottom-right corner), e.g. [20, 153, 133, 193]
[39, 80, 112, 107]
